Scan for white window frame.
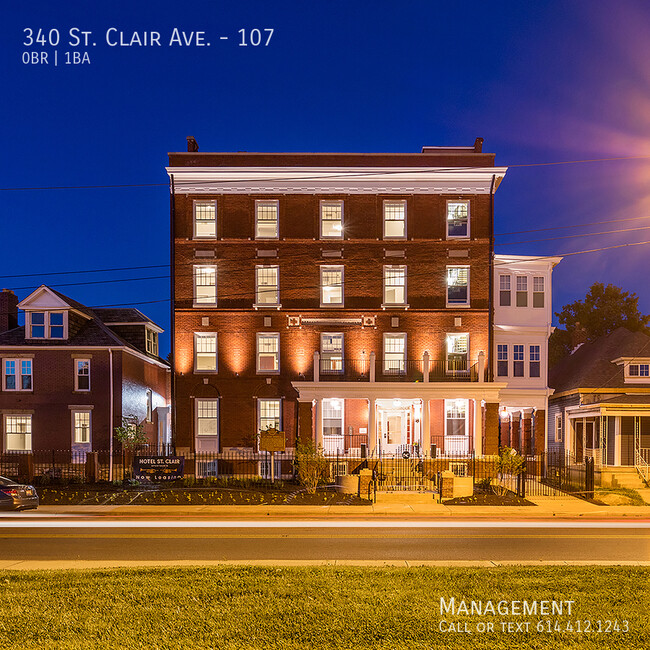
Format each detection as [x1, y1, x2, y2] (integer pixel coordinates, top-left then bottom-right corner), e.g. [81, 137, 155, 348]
[146, 390, 153, 423]
[193, 265, 217, 306]
[383, 265, 407, 307]
[446, 200, 470, 239]
[193, 200, 217, 239]
[27, 311, 67, 340]
[3, 358, 32, 391]
[321, 332, 344, 374]
[533, 276, 545, 308]
[72, 410, 92, 445]
[255, 265, 280, 308]
[499, 275, 511, 307]
[255, 200, 279, 240]
[320, 200, 344, 239]
[516, 276, 528, 307]
[4, 414, 32, 451]
[74, 359, 90, 391]
[446, 333, 469, 373]
[195, 398, 219, 438]
[194, 332, 218, 373]
[258, 398, 282, 433]
[383, 332, 406, 375]
[383, 200, 407, 239]
[627, 363, 650, 382]
[555, 413, 563, 443]
[256, 332, 280, 374]
[322, 398, 344, 437]
[145, 329, 159, 356]
[529, 345, 541, 378]
[446, 266, 470, 307]
[513, 344, 525, 377]
[497, 344, 508, 377]
[444, 399, 469, 437]
[320, 265, 344, 307]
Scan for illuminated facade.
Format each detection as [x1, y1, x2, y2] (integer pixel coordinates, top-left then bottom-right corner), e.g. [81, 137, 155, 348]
[168, 141, 509, 456]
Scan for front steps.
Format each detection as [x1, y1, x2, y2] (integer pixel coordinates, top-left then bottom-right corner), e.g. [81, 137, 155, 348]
[599, 467, 648, 489]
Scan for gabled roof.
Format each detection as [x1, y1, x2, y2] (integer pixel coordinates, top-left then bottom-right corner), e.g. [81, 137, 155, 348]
[549, 327, 650, 393]
[92, 307, 163, 331]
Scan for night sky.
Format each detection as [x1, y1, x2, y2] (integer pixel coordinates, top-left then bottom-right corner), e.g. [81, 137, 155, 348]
[3, 0, 650, 356]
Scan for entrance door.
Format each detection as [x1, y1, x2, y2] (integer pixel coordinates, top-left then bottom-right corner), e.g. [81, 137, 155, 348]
[380, 409, 405, 455]
[574, 421, 584, 463]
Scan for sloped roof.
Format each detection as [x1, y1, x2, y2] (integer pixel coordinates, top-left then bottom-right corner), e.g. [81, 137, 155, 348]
[92, 307, 161, 329]
[549, 327, 650, 392]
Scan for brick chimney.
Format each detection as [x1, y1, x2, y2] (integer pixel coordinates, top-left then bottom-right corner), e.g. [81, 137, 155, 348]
[0, 289, 18, 333]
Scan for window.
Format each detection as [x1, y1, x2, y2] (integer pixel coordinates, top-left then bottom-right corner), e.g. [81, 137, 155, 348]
[499, 275, 511, 306]
[75, 359, 90, 391]
[447, 201, 469, 238]
[447, 266, 470, 306]
[320, 200, 343, 239]
[516, 276, 528, 307]
[383, 266, 406, 305]
[383, 200, 406, 238]
[255, 265, 280, 307]
[533, 277, 545, 308]
[321, 333, 343, 373]
[555, 413, 563, 442]
[445, 399, 467, 436]
[193, 266, 217, 305]
[629, 364, 650, 377]
[194, 333, 218, 372]
[73, 411, 91, 444]
[257, 333, 279, 373]
[28, 311, 65, 339]
[146, 329, 159, 356]
[3, 359, 32, 391]
[193, 200, 216, 239]
[196, 399, 219, 436]
[530, 345, 541, 378]
[497, 344, 508, 377]
[446, 334, 469, 372]
[5, 415, 32, 451]
[383, 333, 406, 374]
[258, 398, 281, 432]
[146, 390, 153, 423]
[255, 200, 279, 239]
[513, 344, 524, 377]
[322, 398, 343, 436]
[320, 266, 344, 306]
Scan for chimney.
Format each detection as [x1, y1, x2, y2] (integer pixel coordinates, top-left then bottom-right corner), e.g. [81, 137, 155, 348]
[186, 136, 199, 152]
[0, 289, 18, 333]
[474, 137, 484, 153]
[570, 322, 588, 353]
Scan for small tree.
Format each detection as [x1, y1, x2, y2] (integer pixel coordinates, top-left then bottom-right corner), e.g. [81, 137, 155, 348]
[295, 439, 328, 494]
[113, 415, 148, 480]
[493, 446, 525, 496]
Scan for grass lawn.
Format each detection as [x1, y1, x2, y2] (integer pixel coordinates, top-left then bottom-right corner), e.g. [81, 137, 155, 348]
[0, 566, 646, 649]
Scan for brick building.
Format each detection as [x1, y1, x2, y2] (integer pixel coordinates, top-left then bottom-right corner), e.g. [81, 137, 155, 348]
[168, 140, 509, 457]
[0, 286, 171, 453]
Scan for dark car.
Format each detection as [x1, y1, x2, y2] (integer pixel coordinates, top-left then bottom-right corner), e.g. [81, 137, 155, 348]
[0, 476, 39, 511]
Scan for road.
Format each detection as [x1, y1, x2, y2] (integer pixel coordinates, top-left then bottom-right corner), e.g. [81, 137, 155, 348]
[0, 517, 648, 565]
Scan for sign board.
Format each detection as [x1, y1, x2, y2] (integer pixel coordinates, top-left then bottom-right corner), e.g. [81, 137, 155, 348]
[134, 456, 184, 481]
[259, 428, 286, 453]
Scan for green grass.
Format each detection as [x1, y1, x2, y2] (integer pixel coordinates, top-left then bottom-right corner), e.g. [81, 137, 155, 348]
[0, 567, 646, 649]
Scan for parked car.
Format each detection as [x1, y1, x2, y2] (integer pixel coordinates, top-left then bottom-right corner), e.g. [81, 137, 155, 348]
[0, 476, 39, 511]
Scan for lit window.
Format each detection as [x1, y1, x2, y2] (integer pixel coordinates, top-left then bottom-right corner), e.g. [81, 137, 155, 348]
[499, 275, 511, 307]
[4, 414, 32, 451]
[320, 201, 343, 239]
[513, 344, 524, 377]
[258, 398, 281, 432]
[321, 333, 343, 373]
[146, 329, 159, 356]
[447, 201, 469, 238]
[555, 413, 563, 442]
[445, 399, 467, 436]
[196, 399, 219, 436]
[257, 332, 280, 373]
[28, 312, 66, 339]
[193, 266, 217, 305]
[194, 333, 218, 372]
[383, 266, 406, 305]
[533, 277, 545, 308]
[255, 265, 280, 306]
[497, 345, 508, 377]
[530, 345, 541, 377]
[255, 200, 279, 239]
[323, 398, 344, 436]
[447, 267, 469, 306]
[193, 200, 217, 238]
[73, 411, 91, 444]
[383, 200, 406, 239]
[446, 334, 469, 373]
[320, 266, 344, 306]
[3, 359, 32, 391]
[75, 359, 90, 391]
[146, 390, 153, 423]
[516, 276, 528, 307]
[383, 333, 406, 374]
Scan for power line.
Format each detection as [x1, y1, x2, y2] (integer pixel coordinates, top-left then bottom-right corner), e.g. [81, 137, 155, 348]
[495, 224, 650, 247]
[495, 214, 650, 236]
[0, 265, 168, 279]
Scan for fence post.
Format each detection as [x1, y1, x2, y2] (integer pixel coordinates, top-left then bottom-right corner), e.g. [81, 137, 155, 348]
[18, 453, 34, 483]
[585, 457, 594, 499]
[85, 452, 99, 483]
[521, 464, 526, 499]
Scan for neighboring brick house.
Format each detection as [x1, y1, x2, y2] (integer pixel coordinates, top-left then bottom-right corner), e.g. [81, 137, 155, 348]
[548, 327, 650, 486]
[0, 286, 171, 453]
[168, 140, 510, 457]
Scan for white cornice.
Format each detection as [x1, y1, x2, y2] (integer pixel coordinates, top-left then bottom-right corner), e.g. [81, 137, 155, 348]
[166, 166, 508, 195]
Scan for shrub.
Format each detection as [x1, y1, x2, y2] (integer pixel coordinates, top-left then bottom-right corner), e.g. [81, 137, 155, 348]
[295, 440, 328, 494]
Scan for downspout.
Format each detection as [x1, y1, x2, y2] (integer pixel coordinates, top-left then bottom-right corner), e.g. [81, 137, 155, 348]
[109, 348, 114, 481]
[170, 174, 177, 454]
[488, 174, 496, 382]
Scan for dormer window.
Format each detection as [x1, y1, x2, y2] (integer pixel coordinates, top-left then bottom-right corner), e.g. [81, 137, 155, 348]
[615, 357, 650, 383]
[146, 329, 159, 356]
[629, 363, 649, 378]
[28, 311, 67, 339]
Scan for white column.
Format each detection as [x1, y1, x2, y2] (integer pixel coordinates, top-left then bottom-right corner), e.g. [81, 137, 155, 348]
[478, 351, 485, 383]
[315, 398, 323, 449]
[614, 417, 621, 466]
[473, 399, 483, 456]
[422, 399, 431, 453]
[368, 398, 377, 455]
[313, 351, 320, 383]
[369, 352, 376, 382]
[423, 352, 430, 383]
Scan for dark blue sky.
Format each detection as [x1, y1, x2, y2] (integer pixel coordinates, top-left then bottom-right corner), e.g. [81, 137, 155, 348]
[3, 0, 650, 355]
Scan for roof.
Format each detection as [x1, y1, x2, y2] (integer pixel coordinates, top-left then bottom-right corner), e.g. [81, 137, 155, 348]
[92, 307, 162, 329]
[549, 327, 650, 393]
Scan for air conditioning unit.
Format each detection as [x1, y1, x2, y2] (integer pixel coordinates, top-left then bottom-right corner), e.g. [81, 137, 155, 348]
[362, 316, 376, 327]
[287, 316, 301, 327]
